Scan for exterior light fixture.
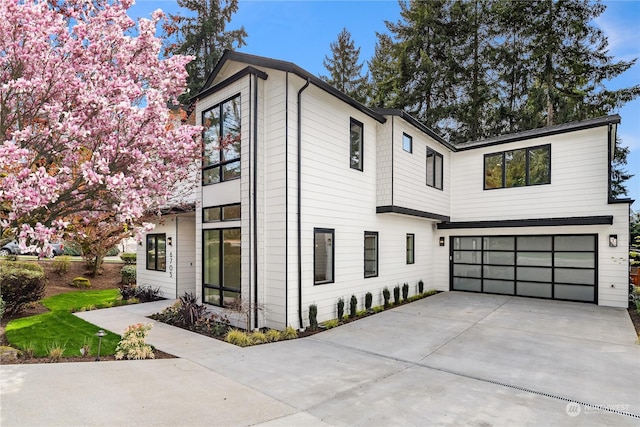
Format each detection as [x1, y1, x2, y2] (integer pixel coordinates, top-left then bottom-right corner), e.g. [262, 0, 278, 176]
[609, 234, 617, 247]
[95, 330, 106, 361]
[439, 237, 445, 247]
[167, 237, 173, 246]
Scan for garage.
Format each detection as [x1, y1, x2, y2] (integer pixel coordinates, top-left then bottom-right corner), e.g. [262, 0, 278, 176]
[450, 234, 597, 303]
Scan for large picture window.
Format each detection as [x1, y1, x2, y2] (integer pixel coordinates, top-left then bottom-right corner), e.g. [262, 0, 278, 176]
[202, 95, 241, 185]
[484, 144, 550, 189]
[364, 231, 378, 278]
[350, 118, 363, 171]
[203, 228, 241, 307]
[314, 228, 334, 284]
[146, 234, 166, 271]
[426, 147, 443, 190]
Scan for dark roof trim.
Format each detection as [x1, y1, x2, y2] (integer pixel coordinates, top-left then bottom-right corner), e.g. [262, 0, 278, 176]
[456, 115, 621, 151]
[608, 198, 635, 205]
[372, 108, 455, 151]
[197, 51, 386, 124]
[192, 66, 267, 101]
[377, 205, 450, 222]
[437, 215, 614, 229]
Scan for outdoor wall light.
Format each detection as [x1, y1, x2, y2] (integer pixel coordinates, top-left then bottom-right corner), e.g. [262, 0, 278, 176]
[609, 234, 617, 247]
[95, 329, 106, 361]
[439, 237, 445, 247]
[167, 237, 173, 246]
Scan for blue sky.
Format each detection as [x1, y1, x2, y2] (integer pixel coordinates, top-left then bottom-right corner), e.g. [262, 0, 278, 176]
[130, 0, 640, 209]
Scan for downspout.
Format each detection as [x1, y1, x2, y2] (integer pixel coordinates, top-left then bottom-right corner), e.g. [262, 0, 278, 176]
[297, 78, 310, 329]
[248, 76, 253, 326]
[253, 73, 259, 329]
[285, 72, 289, 325]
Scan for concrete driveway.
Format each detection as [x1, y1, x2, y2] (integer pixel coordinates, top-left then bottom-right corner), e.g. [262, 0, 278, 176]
[2, 292, 639, 426]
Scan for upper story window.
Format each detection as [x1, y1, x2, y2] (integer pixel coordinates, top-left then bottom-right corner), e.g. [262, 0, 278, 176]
[403, 133, 413, 153]
[484, 144, 550, 189]
[203, 203, 241, 222]
[350, 118, 363, 171]
[426, 147, 443, 190]
[146, 234, 166, 271]
[202, 95, 241, 186]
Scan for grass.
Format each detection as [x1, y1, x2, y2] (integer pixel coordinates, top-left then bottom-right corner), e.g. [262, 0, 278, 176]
[5, 289, 122, 358]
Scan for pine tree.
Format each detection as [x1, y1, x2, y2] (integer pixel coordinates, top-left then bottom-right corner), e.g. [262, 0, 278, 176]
[368, 32, 400, 108]
[321, 28, 368, 104]
[164, 0, 247, 101]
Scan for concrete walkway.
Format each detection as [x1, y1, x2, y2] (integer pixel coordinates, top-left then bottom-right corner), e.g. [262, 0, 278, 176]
[1, 292, 639, 426]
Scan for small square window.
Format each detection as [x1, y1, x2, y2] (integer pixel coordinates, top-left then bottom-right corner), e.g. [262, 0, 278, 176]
[403, 133, 413, 153]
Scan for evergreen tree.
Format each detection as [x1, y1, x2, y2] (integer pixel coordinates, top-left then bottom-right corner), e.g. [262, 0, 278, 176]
[368, 32, 401, 108]
[321, 28, 368, 104]
[611, 141, 633, 199]
[164, 0, 247, 100]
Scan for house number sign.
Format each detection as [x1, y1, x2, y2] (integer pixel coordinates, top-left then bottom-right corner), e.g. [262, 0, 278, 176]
[169, 251, 173, 278]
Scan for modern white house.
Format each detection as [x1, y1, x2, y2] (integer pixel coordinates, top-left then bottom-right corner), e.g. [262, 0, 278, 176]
[138, 51, 632, 331]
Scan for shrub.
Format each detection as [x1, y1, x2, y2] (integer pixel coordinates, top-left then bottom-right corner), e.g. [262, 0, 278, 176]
[63, 241, 83, 256]
[0, 262, 46, 315]
[372, 306, 384, 314]
[120, 253, 137, 265]
[349, 295, 357, 318]
[337, 298, 345, 320]
[402, 283, 409, 301]
[322, 319, 339, 329]
[383, 287, 391, 308]
[265, 329, 281, 342]
[71, 277, 91, 288]
[136, 285, 163, 302]
[52, 255, 72, 275]
[177, 292, 207, 327]
[121, 265, 136, 285]
[365, 292, 373, 310]
[0, 296, 4, 321]
[393, 285, 400, 305]
[119, 283, 138, 300]
[106, 246, 120, 256]
[418, 279, 424, 294]
[47, 341, 67, 362]
[308, 304, 318, 331]
[115, 323, 155, 360]
[281, 326, 298, 340]
[225, 329, 252, 347]
[250, 331, 267, 345]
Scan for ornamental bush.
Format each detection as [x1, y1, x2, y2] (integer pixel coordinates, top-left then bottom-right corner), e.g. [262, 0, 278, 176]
[308, 304, 318, 331]
[120, 265, 136, 285]
[115, 323, 155, 360]
[119, 253, 137, 265]
[383, 287, 391, 308]
[365, 292, 373, 310]
[71, 277, 91, 288]
[0, 262, 46, 315]
[337, 297, 345, 319]
[402, 283, 409, 301]
[393, 285, 401, 305]
[52, 255, 71, 275]
[349, 295, 358, 318]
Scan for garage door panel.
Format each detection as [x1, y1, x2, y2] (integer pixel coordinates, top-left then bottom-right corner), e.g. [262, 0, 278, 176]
[517, 282, 553, 298]
[554, 284, 594, 301]
[555, 268, 595, 285]
[453, 277, 482, 291]
[517, 236, 552, 251]
[483, 265, 515, 280]
[453, 264, 482, 278]
[554, 235, 595, 251]
[517, 252, 552, 266]
[483, 279, 514, 295]
[554, 252, 594, 268]
[484, 251, 514, 265]
[517, 266, 552, 282]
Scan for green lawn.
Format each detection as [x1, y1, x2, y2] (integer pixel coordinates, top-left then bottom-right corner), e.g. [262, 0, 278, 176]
[5, 289, 122, 358]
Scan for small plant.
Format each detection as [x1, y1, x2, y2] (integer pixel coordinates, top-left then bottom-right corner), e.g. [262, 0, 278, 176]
[383, 287, 391, 308]
[393, 285, 400, 305]
[115, 323, 155, 360]
[177, 292, 207, 327]
[106, 246, 120, 257]
[372, 306, 384, 314]
[402, 283, 409, 301]
[0, 296, 4, 322]
[418, 279, 424, 294]
[337, 298, 345, 320]
[349, 294, 358, 318]
[120, 265, 136, 285]
[250, 331, 267, 344]
[308, 304, 318, 331]
[225, 329, 252, 347]
[47, 341, 67, 362]
[79, 338, 91, 358]
[281, 326, 298, 340]
[71, 277, 91, 288]
[356, 309, 367, 317]
[119, 283, 138, 300]
[22, 341, 35, 359]
[322, 319, 339, 329]
[265, 329, 281, 342]
[135, 285, 163, 302]
[120, 253, 137, 265]
[52, 255, 71, 275]
[365, 292, 373, 310]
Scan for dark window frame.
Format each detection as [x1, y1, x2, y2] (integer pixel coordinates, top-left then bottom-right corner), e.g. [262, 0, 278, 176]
[426, 147, 444, 190]
[314, 228, 335, 285]
[350, 118, 364, 171]
[146, 234, 166, 271]
[202, 228, 241, 307]
[406, 233, 415, 264]
[202, 203, 241, 223]
[202, 94, 241, 186]
[364, 231, 379, 278]
[402, 133, 413, 153]
[483, 144, 551, 190]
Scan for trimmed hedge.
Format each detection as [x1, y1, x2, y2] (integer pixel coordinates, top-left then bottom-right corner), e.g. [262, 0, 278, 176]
[120, 253, 137, 265]
[0, 262, 46, 315]
[121, 265, 136, 285]
[71, 277, 91, 288]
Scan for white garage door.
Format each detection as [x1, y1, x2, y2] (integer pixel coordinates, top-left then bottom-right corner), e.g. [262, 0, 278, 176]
[451, 234, 597, 303]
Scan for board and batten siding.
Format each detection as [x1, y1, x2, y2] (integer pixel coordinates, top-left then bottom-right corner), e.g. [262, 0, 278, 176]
[450, 127, 611, 221]
[175, 215, 196, 297]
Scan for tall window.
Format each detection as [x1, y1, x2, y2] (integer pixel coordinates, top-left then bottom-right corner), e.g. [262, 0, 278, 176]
[426, 147, 443, 190]
[202, 95, 241, 185]
[314, 228, 334, 284]
[406, 234, 415, 264]
[364, 231, 378, 278]
[484, 144, 550, 189]
[403, 133, 413, 153]
[146, 234, 166, 271]
[350, 118, 363, 171]
[203, 228, 241, 307]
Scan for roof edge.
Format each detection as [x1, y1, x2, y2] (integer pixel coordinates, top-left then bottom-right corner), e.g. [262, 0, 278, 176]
[372, 108, 455, 151]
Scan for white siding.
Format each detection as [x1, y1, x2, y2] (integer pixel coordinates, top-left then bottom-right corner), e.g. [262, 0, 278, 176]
[137, 219, 176, 298]
[176, 215, 196, 297]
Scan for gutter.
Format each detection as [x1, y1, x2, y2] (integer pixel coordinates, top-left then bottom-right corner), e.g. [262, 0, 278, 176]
[253, 73, 259, 329]
[297, 78, 310, 329]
